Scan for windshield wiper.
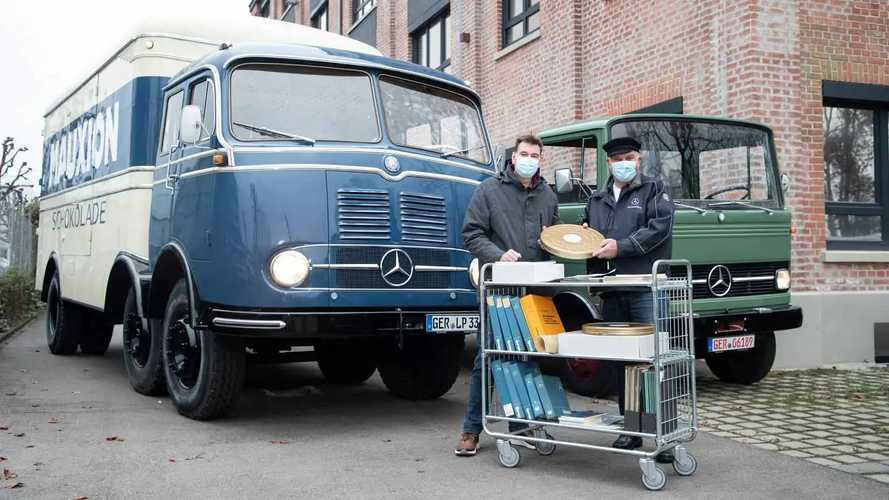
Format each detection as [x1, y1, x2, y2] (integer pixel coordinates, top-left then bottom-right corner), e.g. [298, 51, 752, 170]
[233, 121, 315, 145]
[438, 144, 488, 159]
[707, 200, 775, 214]
[673, 201, 709, 214]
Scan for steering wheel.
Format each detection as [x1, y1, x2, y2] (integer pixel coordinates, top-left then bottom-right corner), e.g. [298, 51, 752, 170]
[703, 185, 750, 200]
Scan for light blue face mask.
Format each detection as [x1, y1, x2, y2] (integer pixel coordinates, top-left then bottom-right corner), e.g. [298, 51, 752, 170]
[610, 160, 638, 183]
[515, 157, 540, 178]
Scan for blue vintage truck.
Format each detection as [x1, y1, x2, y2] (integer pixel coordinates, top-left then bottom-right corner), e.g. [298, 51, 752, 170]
[37, 17, 492, 419]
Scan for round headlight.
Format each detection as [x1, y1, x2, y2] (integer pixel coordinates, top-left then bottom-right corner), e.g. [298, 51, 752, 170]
[468, 258, 480, 288]
[269, 250, 310, 288]
[775, 269, 790, 290]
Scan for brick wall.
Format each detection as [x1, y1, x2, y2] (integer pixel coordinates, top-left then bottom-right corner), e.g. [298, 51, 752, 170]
[255, 0, 889, 293]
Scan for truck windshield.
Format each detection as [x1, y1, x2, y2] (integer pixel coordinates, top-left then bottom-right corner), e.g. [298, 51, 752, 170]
[610, 119, 780, 208]
[230, 65, 380, 143]
[379, 75, 491, 165]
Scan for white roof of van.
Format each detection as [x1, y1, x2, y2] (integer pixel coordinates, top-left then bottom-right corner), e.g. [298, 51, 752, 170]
[45, 11, 380, 116]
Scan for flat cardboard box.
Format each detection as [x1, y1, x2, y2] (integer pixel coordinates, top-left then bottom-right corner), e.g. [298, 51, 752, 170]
[557, 331, 670, 360]
[491, 261, 564, 284]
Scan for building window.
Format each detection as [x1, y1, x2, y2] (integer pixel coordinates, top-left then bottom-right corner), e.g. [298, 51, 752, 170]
[503, 0, 539, 47]
[281, 1, 297, 22]
[312, 2, 329, 31]
[412, 10, 450, 72]
[353, 0, 376, 21]
[259, 0, 270, 18]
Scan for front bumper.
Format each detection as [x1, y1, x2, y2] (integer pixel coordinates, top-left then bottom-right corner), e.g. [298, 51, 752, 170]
[692, 304, 802, 355]
[203, 306, 478, 339]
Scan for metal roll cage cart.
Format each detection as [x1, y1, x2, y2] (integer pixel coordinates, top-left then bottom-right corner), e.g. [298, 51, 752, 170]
[479, 259, 698, 491]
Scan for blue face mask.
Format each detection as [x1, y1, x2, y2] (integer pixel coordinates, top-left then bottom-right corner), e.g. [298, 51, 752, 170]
[515, 157, 540, 178]
[610, 160, 638, 183]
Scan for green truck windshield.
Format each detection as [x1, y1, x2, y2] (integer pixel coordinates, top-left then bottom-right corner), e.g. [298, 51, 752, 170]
[611, 119, 780, 208]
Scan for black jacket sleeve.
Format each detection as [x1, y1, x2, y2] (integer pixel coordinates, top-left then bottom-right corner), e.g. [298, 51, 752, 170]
[462, 185, 505, 264]
[617, 181, 675, 258]
[550, 192, 561, 227]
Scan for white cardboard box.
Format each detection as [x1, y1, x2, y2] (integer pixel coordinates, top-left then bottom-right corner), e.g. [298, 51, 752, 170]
[557, 331, 670, 360]
[491, 261, 564, 284]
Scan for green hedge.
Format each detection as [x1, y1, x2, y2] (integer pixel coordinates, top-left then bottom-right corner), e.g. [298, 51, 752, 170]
[0, 269, 40, 331]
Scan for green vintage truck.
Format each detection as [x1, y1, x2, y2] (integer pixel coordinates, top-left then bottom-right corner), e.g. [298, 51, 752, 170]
[539, 114, 803, 394]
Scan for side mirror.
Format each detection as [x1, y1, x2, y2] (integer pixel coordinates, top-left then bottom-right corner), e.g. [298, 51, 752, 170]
[179, 105, 203, 145]
[780, 173, 791, 193]
[555, 168, 573, 194]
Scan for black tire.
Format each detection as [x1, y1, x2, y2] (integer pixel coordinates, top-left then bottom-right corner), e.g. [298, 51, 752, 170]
[45, 273, 81, 355]
[78, 310, 114, 355]
[162, 280, 245, 420]
[315, 340, 377, 384]
[378, 335, 464, 400]
[705, 331, 776, 385]
[122, 287, 166, 395]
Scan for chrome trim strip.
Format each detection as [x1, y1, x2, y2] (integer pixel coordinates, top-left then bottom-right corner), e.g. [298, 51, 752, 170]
[39, 166, 155, 202]
[212, 317, 286, 330]
[732, 276, 774, 283]
[312, 263, 379, 270]
[154, 149, 221, 170]
[41, 184, 153, 209]
[231, 146, 494, 175]
[691, 279, 706, 285]
[155, 164, 483, 186]
[295, 243, 471, 254]
[227, 288, 477, 292]
[211, 308, 479, 316]
[415, 265, 468, 272]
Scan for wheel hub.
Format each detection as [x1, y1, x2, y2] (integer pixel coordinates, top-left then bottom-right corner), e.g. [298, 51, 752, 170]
[167, 318, 200, 389]
[124, 313, 150, 367]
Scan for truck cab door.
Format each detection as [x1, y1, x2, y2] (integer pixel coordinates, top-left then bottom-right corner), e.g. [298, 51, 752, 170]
[149, 87, 185, 262]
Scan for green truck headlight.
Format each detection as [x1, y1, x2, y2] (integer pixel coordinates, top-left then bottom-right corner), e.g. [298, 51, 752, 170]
[775, 269, 790, 290]
[469, 258, 480, 288]
[270, 250, 310, 288]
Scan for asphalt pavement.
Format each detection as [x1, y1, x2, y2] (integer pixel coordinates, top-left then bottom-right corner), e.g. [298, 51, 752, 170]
[1, 312, 886, 499]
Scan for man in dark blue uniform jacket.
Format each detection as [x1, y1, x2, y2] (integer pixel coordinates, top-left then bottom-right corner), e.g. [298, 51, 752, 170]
[583, 136, 675, 461]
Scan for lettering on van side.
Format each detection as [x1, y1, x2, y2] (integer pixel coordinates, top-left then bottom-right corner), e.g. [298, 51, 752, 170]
[45, 101, 120, 191]
[50, 200, 107, 231]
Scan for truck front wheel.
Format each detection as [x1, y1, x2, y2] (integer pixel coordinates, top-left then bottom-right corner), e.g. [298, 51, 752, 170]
[315, 340, 377, 384]
[705, 331, 776, 385]
[161, 280, 245, 420]
[45, 272, 81, 355]
[378, 335, 464, 400]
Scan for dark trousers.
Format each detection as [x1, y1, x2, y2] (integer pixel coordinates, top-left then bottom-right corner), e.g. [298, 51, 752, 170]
[600, 291, 655, 415]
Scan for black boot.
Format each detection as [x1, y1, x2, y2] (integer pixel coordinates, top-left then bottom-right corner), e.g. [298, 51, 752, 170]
[612, 434, 643, 450]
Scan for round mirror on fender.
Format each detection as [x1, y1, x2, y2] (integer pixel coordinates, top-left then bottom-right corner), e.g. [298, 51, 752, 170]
[179, 104, 203, 145]
[781, 173, 792, 193]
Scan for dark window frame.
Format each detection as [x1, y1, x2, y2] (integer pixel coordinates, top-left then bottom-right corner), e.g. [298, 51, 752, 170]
[411, 8, 450, 72]
[502, 0, 540, 48]
[823, 81, 889, 250]
[311, 1, 329, 31]
[353, 0, 376, 21]
[187, 78, 216, 142]
[159, 89, 185, 155]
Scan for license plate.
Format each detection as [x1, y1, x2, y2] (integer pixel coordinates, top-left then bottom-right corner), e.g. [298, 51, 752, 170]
[708, 334, 756, 353]
[425, 314, 479, 333]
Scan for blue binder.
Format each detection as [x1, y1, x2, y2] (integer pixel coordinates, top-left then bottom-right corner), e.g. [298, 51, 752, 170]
[485, 295, 505, 350]
[534, 372, 557, 419]
[510, 296, 537, 352]
[489, 360, 515, 418]
[500, 295, 526, 352]
[499, 360, 525, 419]
[520, 364, 545, 418]
[506, 361, 533, 419]
[541, 374, 572, 417]
[493, 296, 516, 351]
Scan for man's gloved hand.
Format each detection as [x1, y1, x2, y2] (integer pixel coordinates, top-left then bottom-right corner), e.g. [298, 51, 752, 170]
[500, 249, 522, 262]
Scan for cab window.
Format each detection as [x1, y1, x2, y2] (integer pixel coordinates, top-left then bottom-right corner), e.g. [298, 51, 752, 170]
[188, 79, 216, 141]
[160, 90, 184, 153]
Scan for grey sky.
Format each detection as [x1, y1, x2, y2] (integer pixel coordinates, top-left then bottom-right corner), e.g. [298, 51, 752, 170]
[0, 0, 250, 197]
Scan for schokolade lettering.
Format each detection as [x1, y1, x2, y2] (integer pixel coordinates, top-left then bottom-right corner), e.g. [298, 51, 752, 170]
[51, 200, 107, 230]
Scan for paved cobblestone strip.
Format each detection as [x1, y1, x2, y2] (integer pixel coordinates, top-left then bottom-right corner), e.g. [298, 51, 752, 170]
[697, 367, 889, 485]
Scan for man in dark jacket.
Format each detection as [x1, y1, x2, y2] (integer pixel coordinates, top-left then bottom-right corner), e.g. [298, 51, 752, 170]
[455, 134, 560, 456]
[583, 136, 675, 460]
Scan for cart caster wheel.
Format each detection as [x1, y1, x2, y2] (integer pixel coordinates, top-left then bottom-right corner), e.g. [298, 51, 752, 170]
[640, 459, 666, 491]
[496, 440, 521, 468]
[533, 430, 556, 456]
[673, 450, 697, 477]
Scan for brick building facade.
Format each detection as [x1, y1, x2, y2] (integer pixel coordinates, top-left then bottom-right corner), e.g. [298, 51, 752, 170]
[252, 0, 889, 366]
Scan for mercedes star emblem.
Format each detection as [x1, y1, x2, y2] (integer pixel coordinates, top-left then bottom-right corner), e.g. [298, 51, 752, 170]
[707, 265, 732, 297]
[380, 248, 413, 287]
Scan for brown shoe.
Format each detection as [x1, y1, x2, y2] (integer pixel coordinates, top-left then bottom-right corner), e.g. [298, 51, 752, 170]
[454, 432, 480, 456]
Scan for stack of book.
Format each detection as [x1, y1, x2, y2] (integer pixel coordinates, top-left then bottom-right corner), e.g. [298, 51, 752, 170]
[489, 359, 574, 421]
[624, 364, 680, 434]
[484, 294, 564, 352]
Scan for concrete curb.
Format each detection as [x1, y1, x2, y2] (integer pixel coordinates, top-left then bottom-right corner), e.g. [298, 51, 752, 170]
[0, 312, 39, 347]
